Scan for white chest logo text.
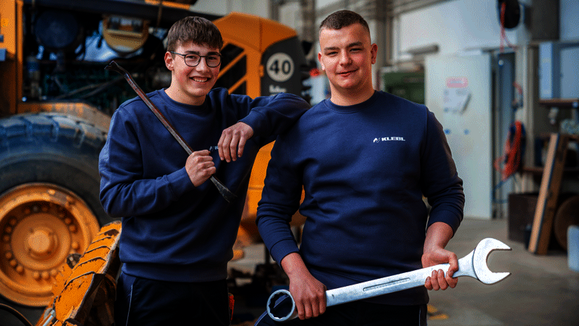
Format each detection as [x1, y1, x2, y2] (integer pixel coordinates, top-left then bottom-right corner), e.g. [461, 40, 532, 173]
[373, 136, 406, 143]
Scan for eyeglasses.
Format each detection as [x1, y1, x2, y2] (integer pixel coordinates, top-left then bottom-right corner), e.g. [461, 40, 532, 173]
[170, 51, 221, 68]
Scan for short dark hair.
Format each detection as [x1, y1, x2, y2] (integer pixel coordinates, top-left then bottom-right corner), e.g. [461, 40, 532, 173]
[319, 10, 370, 35]
[166, 16, 223, 52]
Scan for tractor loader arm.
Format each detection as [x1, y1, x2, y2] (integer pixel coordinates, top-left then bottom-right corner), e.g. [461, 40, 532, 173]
[35, 222, 122, 326]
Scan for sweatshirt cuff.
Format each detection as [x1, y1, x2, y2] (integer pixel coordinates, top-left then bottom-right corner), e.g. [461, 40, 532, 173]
[240, 111, 269, 137]
[167, 167, 196, 196]
[269, 238, 299, 265]
[427, 209, 462, 235]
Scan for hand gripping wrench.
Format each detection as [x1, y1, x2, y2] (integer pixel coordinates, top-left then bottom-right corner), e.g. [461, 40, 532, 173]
[266, 238, 511, 322]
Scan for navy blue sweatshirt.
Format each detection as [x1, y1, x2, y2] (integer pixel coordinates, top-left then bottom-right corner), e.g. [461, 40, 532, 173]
[257, 91, 464, 305]
[99, 88, 309, 282]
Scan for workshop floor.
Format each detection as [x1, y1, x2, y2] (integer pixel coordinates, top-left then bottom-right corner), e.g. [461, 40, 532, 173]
[228, 218, 579, 326]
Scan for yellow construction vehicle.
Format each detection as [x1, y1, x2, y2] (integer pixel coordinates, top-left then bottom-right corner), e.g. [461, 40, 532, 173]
[0, 0, 310, 320]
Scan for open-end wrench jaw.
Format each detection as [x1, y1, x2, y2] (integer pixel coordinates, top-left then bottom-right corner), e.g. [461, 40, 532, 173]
[453, 238, 511, 284]
[472, 238, 511, 284]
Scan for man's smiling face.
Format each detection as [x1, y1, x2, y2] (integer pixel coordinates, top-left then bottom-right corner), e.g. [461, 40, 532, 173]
[318, 23, 377, 101]
[165, 41, 220, 106]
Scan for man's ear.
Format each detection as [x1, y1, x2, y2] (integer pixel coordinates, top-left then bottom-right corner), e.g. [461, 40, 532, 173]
[165, 51, 174, 71]
[318, 52, 325, 70]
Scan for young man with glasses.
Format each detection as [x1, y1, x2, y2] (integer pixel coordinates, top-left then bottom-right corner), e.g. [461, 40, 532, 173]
[99, 16, 309, 326]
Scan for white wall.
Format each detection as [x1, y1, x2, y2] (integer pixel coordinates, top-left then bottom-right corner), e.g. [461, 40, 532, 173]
[561, 0, 579, 41]
[279, 2, 302, 32]
[393, 0, 520, 62]
[316, 0, 339, 10]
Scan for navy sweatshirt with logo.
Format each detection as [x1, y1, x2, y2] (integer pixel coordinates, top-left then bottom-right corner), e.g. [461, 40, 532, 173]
[257, 91, 464, 305]
[99, 88, 309, 283]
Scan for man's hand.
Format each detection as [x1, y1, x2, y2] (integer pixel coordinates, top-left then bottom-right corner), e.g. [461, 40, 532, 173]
[281, 253, 327, 320]
[422, 222, 459, 291]
[422, 247, 458, 290]
[185, 150, 216, 187]
[218, 122, 253, 162]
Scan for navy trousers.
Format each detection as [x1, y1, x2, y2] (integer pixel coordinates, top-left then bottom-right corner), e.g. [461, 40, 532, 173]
[114, 272, 230, 326]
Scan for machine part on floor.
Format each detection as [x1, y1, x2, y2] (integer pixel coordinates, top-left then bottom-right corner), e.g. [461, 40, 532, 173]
[266, 238, 512, 322]
[553, 195, 579, 250]
[34, 221, 122, 326]
[105, 60, 237, 203]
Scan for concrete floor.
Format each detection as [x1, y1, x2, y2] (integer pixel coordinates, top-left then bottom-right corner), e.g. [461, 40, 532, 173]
[229, 218, 579, 326]
[425, 218, 579, 326]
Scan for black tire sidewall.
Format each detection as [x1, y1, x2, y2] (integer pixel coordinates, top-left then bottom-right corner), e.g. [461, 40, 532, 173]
[0, 113, 112, 226]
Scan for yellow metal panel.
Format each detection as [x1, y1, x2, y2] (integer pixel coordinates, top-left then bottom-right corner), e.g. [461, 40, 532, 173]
[0, 1, 17, 56]
[214, 13, 262, 52]
[144, 0, 191, 10]
[214, 13, 297, 99]
[242, 142, 306, 229]
[0, 0, 21, 115]
[214, 12, 297, 53]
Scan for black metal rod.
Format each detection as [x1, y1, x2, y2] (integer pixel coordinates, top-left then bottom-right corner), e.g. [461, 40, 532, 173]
[105, 60, 236, 203]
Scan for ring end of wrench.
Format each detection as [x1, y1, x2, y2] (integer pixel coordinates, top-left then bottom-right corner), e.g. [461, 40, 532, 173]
[266, 289, 298, 322]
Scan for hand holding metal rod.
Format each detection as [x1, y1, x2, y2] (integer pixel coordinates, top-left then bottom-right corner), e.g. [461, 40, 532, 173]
[105, 60, 236, 203]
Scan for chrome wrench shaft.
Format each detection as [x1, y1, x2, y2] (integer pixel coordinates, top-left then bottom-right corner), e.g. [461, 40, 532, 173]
[327, 251, 473, 306]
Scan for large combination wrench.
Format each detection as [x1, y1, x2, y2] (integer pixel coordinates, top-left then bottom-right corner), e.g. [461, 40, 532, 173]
[266, 238, 511, 322]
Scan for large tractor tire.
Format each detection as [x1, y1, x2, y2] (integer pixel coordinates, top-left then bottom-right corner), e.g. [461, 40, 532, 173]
[0, 112, 112, 307]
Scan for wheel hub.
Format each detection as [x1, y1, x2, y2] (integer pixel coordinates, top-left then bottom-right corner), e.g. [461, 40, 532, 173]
[26, 227, 57, 259]
[0, 183, 100, 307]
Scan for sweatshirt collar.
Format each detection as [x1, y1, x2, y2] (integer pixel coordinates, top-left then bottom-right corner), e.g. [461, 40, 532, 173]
[323, 91, 379, 113]
[160, 89, 211, 114]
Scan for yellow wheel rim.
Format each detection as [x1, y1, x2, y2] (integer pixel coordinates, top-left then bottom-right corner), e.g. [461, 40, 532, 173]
[0, 183, 100, 306]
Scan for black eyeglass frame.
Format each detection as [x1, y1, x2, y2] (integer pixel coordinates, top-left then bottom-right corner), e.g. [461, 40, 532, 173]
[170, 51, 222, 68]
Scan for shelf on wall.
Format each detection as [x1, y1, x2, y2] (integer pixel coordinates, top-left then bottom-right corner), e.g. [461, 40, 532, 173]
[523, 133, 579, 174]
[523, 166, 579, 174]
[539, 98, 579, 109]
